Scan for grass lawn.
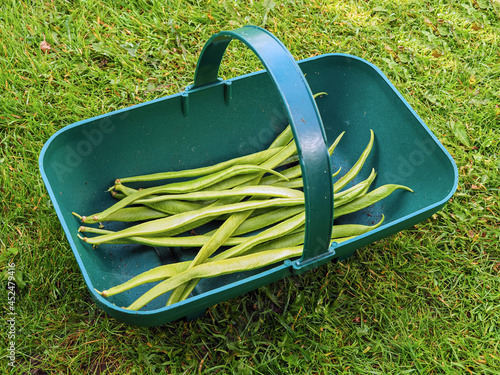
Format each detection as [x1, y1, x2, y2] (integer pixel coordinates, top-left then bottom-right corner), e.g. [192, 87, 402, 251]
[1, 0, 499, 373]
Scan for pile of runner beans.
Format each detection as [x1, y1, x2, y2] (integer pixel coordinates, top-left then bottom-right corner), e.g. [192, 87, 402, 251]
[74, 117, 412, 310]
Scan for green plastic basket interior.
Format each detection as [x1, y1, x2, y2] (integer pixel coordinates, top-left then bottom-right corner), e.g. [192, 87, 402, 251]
[39, 26, 458, 326]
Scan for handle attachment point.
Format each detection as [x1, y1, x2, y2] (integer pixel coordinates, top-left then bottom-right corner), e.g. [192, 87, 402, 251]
[224, 81, 232, 105]
[181, 92, 189, 118]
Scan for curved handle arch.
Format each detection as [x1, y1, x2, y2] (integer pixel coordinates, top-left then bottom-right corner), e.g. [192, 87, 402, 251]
[192, 25, 334, 268]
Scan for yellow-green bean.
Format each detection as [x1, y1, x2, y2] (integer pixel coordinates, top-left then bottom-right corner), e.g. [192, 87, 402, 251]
[334, 129, 374, 193]
[76, 206, 168, 223]
[126, 246, 304, 310]
[136, 185, 303, 204]
[113, 184, 206, 214]
[98, 262, 191, 297]
[96, 217, 385, 301]
[334, 184, 413, 218]
[78, 226, 247, 247]
[81, 198, 305, 245]
[333, 168, 376, 207]
[116, 146, 285, 184]
[76, 164, 288, 223]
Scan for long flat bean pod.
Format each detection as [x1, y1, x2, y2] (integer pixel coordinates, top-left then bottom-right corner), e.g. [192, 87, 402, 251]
[268, 125, 293, 148]
[78, 226, 247, 247]
[136, 185, 303, 204]
[333, 169, 377, 207]
[116, 146, 285, 184]
[334, 129, 374, 193]
[85, 206, 168, 223]
[212, 206, 305, 237]
[97, 217, 385, 301]
[81, 198, 305, 245]
[113, 184, 206, 215]
[76, 164, 288, 223]
[270, 167, 341, 189]
[126, 246, 304, 310]
[98, 262, 191, 297]
[334, 184, 413, 219]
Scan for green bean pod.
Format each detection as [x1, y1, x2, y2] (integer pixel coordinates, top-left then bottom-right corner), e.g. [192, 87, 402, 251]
[97, 217, 385, 301]
[116, 146, 284, 184]
[78, 226, 247, 247]
[80, 198, 304, 245]
[83, 234, 246, 248]
[125, 246, 304, 310]
[333, 168, 377, 207]
[136, 185, 303, 205]
[260, 164, 302, 186]
[110, 191, 127, 200]
[334, 129, 374, 193]
[328, 131, 345, 156]
[267, 92, 327, 150]
[113, 184, 206, 214]
[268, 125, 293, 148]
[76, 164, 288, 224]
[98, 262, 191, 297]
[82, 206, 168, 223]
[334, 184, 413, 219]
[226, 206, 305, 237]
[333, 215, 384, 235]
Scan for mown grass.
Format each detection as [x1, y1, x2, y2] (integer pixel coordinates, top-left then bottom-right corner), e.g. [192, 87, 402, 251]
[1, 0, 499, 374]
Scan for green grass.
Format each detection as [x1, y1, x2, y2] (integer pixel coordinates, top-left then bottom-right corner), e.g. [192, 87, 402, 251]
[1, 0, 499, 373]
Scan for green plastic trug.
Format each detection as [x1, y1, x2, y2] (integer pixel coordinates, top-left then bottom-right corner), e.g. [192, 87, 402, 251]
[39, 26, 458, 326]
